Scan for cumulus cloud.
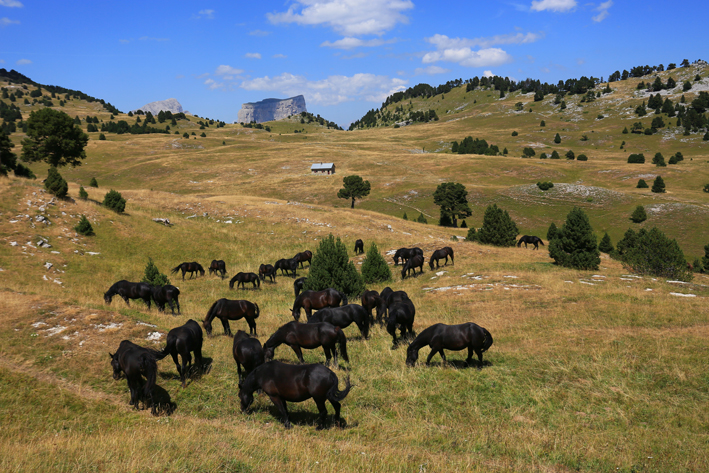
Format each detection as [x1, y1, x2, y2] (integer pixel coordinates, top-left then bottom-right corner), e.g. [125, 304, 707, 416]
[214, 65, 244, 81]
[483, 70, 494, 78]
[195, 9, 215, 19]
[204, 78, 222, 90]
[530, 0, 576, 12]
[592, 0, 612, 22]
[0, 0, 23, 7]
[321, 36, 397, 49]
[16, 58, 31, 65]
[422, 47, 512, 68]
[414, 65, 450, 76]
[0, 17, 19, 26]
[273, 54, 287, 59]
[426, 32, 543, 50]
[239, 72, 407, 105]
[245, 52, 262, 59]
[267, 0, 414, 36]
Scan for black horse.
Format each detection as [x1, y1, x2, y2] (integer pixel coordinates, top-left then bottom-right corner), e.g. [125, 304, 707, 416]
[171, 262, 205, 280]
[151, 285, 181, 315]
[294, 277, 307, 297]
[377, 287, 410, 321]
[275, 258, 299, 278]
[104, 280, 153, 308]
[292, 288, 348, 321]
[406, 323, 493, 369]
[203, 298, 260, 336]
[393, 247, 423, 266]
[517, 235, 545, 250]
[232, 330, 265, 381]
[259, 264, 277, 283]
[361, 290, 383, 326]
[293, 250, 313, 269]
[263, 321, 349, 366]
[308, 304, 369, 339]
[401, 254, 424, 279]
[208, 260, 227, 279]
[387, 300, 416, 346]
[229, 272, 261, 289]
[239, 361, 352, 430]
[354, 239, 364, 255]
[110, 340, 165, 414]
[428, 247, 454, 270]
[158, 319, 204, 388]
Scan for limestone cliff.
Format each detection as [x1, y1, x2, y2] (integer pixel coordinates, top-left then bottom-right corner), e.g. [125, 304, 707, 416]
[237, 95, 306, 123]
[136, 98, 183, 115]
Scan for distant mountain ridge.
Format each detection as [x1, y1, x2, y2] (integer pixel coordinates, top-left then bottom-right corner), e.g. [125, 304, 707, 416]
[137, 98, 183, 115]
[237, 95, 306, 123]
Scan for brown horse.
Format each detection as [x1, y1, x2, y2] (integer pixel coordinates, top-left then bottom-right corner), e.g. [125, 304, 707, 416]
[361, 290, 383, 326]
[292, 288, 348, 321]
[229, 272, 261, 289]
[354, 239, 364, 255]
[293, 250, 313, 269]
[232, 330, 265, 381]
[428, 247, 454, 270]
[259, 264, 277, 283]
[171, 262, 205, 280]
[203, 298, 260, 336]
[208, 260, 227, 279]
[406, 322, 493, 369]
[263, 321, 349, 366]
[401, 254, 424, 279]
[393, 247, 423, 266]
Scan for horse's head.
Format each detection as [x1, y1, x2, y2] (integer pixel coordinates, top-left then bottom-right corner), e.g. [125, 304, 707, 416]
[428, 258, 434, 270]
[104, 292, 112, 304]
[291, 307, 301, 321]
[109, 352, 122, 380]
[202, 319, 213, 335]
[401, 266, 407, 279]
[405, 344, 418, 367]
[198, 265, 205, 276]
[239, 385, 254, 412]
[263, 346, 274, 362]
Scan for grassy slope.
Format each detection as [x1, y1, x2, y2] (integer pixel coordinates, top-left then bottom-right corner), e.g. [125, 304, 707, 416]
[1, 66, 709, 472]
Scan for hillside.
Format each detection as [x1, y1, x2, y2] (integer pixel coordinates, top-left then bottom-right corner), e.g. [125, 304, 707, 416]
[1, 65, 709, 472]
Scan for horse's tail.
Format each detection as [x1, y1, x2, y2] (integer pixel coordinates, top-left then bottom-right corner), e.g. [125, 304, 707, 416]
[253, 303, 260, 319]
[481, 327, 494, 353]
[327, 375, 353, 403]
[538, 239, 545, 246]
[335, 327, 349, 363]
[516, 237, 523, 247]
[154, 342, 171, 361]
[141, 353, 158, 410]
[170, 264, 181, 274]
[205, 299, 222, 323]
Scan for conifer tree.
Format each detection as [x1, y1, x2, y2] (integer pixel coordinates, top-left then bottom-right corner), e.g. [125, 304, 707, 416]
[466, 226, 478, 242]
[701, 244, 709, 274]
[103, 189, 126, 213]
[476, 204, 519, 247]
[547, 222, 558, 241]
[45, 167, 68, 198]
[74, 215, 94, 236]
[361, 242, 392, 284]
[622, 227, 691, 281]
[548, 207, 600, 270]
[554, 133, 561, 143]
[402, 212, 408, 220]
[637, 179, 649, 188]
[416, 213, 428, 224]
[598, 232, 614, 253]
[303, 234, 365, 297]
[651, 176, 666, 193]
[631, 205, 647, 223]
[79, 186, 88, 200]
[550, 150, 560, 159]
[433, 182, 471, 228]
[89, 177, 98, 187]
[652, 153, 666, 167]
[141, 258, 170, 286]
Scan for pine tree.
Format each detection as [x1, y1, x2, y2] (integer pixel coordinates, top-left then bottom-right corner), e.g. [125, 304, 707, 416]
[652, 153, 666, 167]
[651, 176, 666, 193]
[103, 189, 126, 213]
[79, 186, 88, 200]
[554, 133, 561, 144]
[548, 207, 600, 270]
[631, 205, 647, 223]
[303, 234, 365, 297]
[598, 232, 614, 253]
[45, 167, 68, 198]
[460, 220, 467, 228]
[466, 226, 478, 242]
[361, 242, 392, 284]
[89, 177, 98, 187]
[637, 179, 649, 188]
[540, 120, 546, 127]
[550, 150, 560, 159]
[701, 244, 709, 274]
[622, 227, 691, 281]
[692, 258, 702, 273]
[141, 258, 170, 286]
[416, 213, 428, 224]
[476, 204, 519, 247]
[402, 212, 408, 220]
[547, 222, 558, 241]
[74, 215, 94, 236]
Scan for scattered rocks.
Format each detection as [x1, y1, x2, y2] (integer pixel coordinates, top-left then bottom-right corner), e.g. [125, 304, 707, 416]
[44, 262, 53, 270]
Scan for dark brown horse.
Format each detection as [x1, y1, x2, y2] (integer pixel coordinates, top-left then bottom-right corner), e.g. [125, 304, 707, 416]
[517, 235, 544, 250]
[292, 288, 348, 321]
[158, 319, 204, 388]
[293, 250, 313, 269]
[387, 301, 416, 346]
[239, 361, 352, 430]
[263, 321, 349, 366]
[429, 247, 454, 270]
[259, 264, 277, 283]
[230, 272, 261, 289]
[151, 285, 181, 315]
[401, 254, 424, 279]
[308, 304, 369, 339]
[208, 260, 227, 279]
[393, 247, 423, 266]
[110, 340, 165, 414]
[354, 239, 364, 255]
[406, 323, 493, 369]
[232, 330, 265, 381]
[171, 262, 205, 280]
[361, 290, 384, 325]
[377, 287, 410, 321]
[294, 277, 307, 297]
[203, 298, 260, 336]
[104, 280, 153, 308]
[275, 258, 299, 278]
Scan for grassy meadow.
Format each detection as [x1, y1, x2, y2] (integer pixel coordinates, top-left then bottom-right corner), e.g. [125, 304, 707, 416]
[1, 66, 709, 472]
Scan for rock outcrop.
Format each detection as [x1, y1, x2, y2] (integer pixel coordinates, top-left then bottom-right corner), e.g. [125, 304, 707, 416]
[136, 98, 183, 115]
[237, 95, 306, 123]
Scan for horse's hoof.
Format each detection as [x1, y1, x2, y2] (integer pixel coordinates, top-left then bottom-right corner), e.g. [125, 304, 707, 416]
[284, 422, 293, 430]
[315, 424, 325, 431]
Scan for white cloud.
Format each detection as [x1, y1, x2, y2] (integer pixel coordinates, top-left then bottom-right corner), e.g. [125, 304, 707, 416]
[0, 59, 5, 64]
[245, 53, 262, 59]
[239, 72, 407, 105]
[249, 30, 271, 37]
[422, 47, 512, 68]
[414, 65, 450, 76]
[321, 36, 397, 49]
[483, 70, 494, 78]
[273, 54, 287, 59]
[0, 17, 19, 26]
[530, 0, 576, 12]
[267, 0, 414, 36]
[425, 32, 543, 50]
[0, 0, 23, 7]
[16, 58, 31, 65]
[215, 65, 244, 76]
[592, 0, 612, 22]
[204, 78, 222, 90]
[196, 9, 215, 19]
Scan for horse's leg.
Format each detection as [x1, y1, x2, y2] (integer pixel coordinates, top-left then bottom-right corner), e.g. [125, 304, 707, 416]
[122, 295, 130, 306]
[181, 352, 192, 388]
[237, 361, 243, 381]
[246, 317, 257, 337]
[425, 347, 439, 365]
[290, 344, 305, 363]
[175, 297, 181, 315]
[269, 395, 292, 429]
[314, 397, 329, 430]
[220, 318, 231, 336]
[170, 352, 181, 379]
[475, 348, 484, 370]
[195, 346, 203, 371]
[330, 397, 343, 427]
[323, 346, 332, 366]
[466, 345, 475, 366]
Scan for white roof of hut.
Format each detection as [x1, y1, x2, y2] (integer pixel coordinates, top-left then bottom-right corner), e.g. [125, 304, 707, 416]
[310, 163, 334, 170]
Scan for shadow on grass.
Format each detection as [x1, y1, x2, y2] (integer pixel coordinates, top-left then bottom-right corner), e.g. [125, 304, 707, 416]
[420, 359, 493, 369]
[246, 402, 355, 430]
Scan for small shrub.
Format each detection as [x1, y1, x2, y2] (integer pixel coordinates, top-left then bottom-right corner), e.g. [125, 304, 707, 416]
[511, 131, 518, 136]
[79, 186, 88, 200]
[547, 222, 558, 241]
[580, 134, 589, 141]
[616, 227, 692, 281]
[45, 167, 68, 198]
[537, 181, 554, 191]
[89, 177, 98, 188]
[554, 133, 561, 143]
[548, 207, 600, 270]
[598, 232, 614, 253]
[627, 153, 645, 164]
[703, 183, 709, 193]
[630, 205, 647, 223]
[402, 212, 408, 220]
[141, 257, 170, 286]
[98, 133, 106, 140]
[200, 132, 206, 137]
[303, 234, 365, 297]
[651, 176, 665, 193]
[103, 189, 126, 213]
[416, 213, 428, 224]
[565, 150, 575, 160]
[74, 215, 94, 236]
[466, 227, 478, 242]
[361, 242, 392, 284]
[577, 154, 588, 161]
[540, 152, 547, 159]
[637, 179, 649, 188]
[476, 204, 518, 247]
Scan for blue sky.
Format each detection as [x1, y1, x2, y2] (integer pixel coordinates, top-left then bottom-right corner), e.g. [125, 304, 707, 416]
[0, 0, 705, 127]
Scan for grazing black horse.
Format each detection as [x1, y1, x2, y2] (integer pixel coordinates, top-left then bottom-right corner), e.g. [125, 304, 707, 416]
[275, 258, 299, 278]
[292, 288, 348, 321]
[110, 340, 165, 414]
[393, 247, 423, 266]
[386, 300, 416, 346]
[232, 330, 265, 381]
[293, 250, 313, 269]
[230, 272, 261, 289]
[377, 287, 410, 321]
[208, 260, 227, 279]
[354, 239, 364, 255]
[429, 247, 454, 270]
[104, 280, 153, 308]
[263, 321, 349, 366]
[294, 277, 307, 297]
[406, 323, 493, 369]
[171, 262, 205, 280]
[517, 235, 545, 250]
[158, 319, 204, 388]
[151, 285, 181, 315]
[361, 290, 384, 326]
[239, 361, 352, 430]
[259, 264, 277, 283]
[203, 298, 260, 336]
[401, 254, 425, 279]
[308, 304, 369, 339]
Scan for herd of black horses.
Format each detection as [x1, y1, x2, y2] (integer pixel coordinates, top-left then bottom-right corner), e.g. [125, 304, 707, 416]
[101, 237, 551, 428]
